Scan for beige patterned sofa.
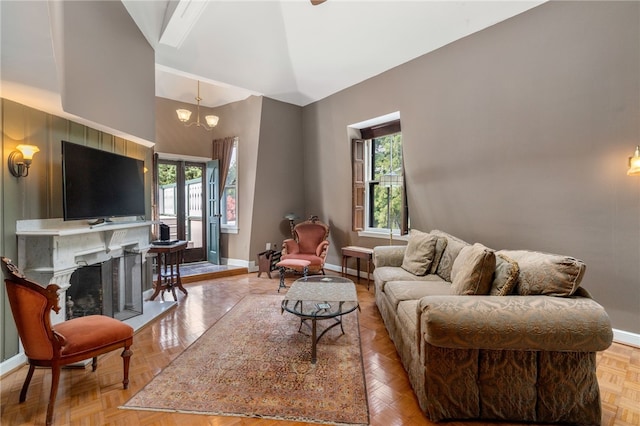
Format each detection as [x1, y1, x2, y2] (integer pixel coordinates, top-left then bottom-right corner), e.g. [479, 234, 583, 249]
[373, 229, 613, 425]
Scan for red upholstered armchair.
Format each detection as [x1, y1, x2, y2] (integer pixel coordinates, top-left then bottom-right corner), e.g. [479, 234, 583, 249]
[281, 216, 330, 274]
[1, 257, 134, 426]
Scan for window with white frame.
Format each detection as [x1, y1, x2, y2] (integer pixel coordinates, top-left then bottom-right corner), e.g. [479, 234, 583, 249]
[220, 138, 238, 231]
[351, 119, 408, 236]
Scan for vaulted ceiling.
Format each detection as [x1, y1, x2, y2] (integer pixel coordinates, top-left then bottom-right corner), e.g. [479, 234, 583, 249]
[1, 1, 544, 116]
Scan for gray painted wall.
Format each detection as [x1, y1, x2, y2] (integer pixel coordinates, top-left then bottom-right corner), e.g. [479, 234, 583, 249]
[49, 1, 155, 143]
[250, 97, 304, 257]
[155, 95, 302, 262]
[302, 1, 640, 334]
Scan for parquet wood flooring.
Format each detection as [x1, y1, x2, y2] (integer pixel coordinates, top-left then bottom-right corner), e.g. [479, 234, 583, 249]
[1, 272, 638, 426]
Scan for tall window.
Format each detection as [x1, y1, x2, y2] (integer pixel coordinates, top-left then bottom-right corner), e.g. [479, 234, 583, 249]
[352, 119, 408, 236]
[368, 133, 404, 231]
[220, 139, 238, 230]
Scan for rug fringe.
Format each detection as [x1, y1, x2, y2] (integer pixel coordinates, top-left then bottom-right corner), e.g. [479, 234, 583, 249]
[119, 404, 368, 425]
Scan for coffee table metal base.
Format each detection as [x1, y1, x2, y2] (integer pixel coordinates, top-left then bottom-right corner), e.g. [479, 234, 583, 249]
[281, 277, 359, 363]
[296, 310, 346, 364]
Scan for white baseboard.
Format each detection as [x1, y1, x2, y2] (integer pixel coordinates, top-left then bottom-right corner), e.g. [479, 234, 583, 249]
[613, 329, 640, 348]
[0, 353, 27, 377]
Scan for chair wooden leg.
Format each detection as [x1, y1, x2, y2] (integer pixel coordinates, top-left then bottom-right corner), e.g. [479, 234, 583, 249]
[46, 365, 61, 426]
[92, 356, 98, 371]
[19, 364, 35, 403]
[121, 346, 132, 389]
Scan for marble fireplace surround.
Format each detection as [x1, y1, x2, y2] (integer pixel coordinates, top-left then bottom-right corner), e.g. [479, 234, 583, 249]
[16, 218, 155, 325]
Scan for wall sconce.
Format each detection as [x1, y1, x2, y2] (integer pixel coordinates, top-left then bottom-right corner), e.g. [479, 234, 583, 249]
[627, 146, 640, 176]
[8, 144, 40, 178]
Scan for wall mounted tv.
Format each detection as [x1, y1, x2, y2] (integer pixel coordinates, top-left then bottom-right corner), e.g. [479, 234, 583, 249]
[62, 140, 145, 221]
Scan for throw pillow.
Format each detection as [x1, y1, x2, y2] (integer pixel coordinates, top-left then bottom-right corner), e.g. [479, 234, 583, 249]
[450, 243, 496, 295]
[401, 230, 438, 276]
[490, 253, 519, 296]
[498, 250, 586, 297]
[428, 235, 448, 275]
[431, 230, 470, 282]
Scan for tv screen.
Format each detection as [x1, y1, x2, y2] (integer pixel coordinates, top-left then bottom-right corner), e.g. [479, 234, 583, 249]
[62, 141, 145, 221]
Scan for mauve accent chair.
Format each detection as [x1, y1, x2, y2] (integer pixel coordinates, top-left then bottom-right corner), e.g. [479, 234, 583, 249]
[281, 216, 330, 274]
[1, 257, 134, 426]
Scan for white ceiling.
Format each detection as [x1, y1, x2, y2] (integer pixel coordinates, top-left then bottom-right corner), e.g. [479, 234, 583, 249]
[1, 0, 544, 117]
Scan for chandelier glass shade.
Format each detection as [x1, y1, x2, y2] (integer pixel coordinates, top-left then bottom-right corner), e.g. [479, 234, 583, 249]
[176, 81, 219, 131]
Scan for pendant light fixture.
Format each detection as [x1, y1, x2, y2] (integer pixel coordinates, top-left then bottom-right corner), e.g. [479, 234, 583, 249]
[176, 80, 219, 131]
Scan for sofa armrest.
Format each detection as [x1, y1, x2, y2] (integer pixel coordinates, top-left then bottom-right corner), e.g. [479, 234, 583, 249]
[373, 245, 406, 268]
[418, 295, 613, 352]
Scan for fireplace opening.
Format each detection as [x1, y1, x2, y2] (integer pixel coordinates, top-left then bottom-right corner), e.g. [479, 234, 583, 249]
[66, 251, 143, 321]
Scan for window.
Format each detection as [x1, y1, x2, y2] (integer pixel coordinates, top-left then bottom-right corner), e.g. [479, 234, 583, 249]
[352, 119, 408, 236]
[220, 139, 238, 231]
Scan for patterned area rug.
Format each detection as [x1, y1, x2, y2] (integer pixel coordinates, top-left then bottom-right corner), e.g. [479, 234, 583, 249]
[121, 294, 369, 425]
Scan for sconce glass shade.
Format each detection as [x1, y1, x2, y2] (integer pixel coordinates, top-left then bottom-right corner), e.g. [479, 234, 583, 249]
[8, 144, 40, 177]
[16, 144, 40, 160]
[627, 146, 640, 176]
[176, 109, 192, 123]
[205, 115, 219, 127]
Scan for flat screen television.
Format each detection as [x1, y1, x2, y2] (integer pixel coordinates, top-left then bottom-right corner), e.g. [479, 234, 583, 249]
[62, 140, 145, 221]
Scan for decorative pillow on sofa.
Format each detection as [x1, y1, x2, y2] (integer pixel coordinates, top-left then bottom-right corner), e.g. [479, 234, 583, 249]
[450, 243, 496, 295]
[498, 250, 586, 297]
[490, 253, 519, 296]
[430, 230, 470, 282]
[428, 235, 448, 275]
[401, 230, 438, 276]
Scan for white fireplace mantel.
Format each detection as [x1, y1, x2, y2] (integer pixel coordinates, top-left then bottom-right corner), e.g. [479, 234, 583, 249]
[16, 218, 153, 324]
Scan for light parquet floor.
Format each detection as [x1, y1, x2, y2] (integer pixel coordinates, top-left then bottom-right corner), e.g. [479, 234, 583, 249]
[1, 272, 638, 426]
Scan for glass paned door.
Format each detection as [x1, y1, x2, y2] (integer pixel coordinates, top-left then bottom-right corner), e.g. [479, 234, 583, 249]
[157, 160, 206, 262]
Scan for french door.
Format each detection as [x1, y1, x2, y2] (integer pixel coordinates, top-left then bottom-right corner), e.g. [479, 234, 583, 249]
[156, 159, 206, 263]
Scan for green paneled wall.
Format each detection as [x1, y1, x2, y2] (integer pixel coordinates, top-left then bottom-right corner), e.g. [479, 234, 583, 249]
[1, 98, 153, 362]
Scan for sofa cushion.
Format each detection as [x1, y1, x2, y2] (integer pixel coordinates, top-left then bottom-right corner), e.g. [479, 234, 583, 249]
[490, 253, 520, 296]
[374, 266, 435, 293]
[428, 235, 448, 275]
[401, 230, 438, 276]
[430, 230, 470, 282]
[385, 280, 451, 311]
[450, 243, 496, 295]
[499, 250, 586, 297]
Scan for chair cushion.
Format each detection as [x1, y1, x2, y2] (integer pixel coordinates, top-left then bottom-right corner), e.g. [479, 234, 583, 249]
[54, 315, 133, 356]
[281, 253, 324, 267]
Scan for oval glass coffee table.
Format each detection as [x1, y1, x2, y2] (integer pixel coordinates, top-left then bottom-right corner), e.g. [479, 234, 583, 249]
[281, 275, 359, 363]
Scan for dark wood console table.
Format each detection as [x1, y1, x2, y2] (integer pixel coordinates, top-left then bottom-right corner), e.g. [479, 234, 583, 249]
[149, 240, 188, 301]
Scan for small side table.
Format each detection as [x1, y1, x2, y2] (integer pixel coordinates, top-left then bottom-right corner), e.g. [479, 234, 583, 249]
[148, 240, 188, 301]
[257, 249, 282, 278]
[341, 246, 374, 290]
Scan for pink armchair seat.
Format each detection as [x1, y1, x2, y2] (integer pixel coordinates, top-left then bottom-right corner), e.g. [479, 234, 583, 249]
[281, 216, 330, 274]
